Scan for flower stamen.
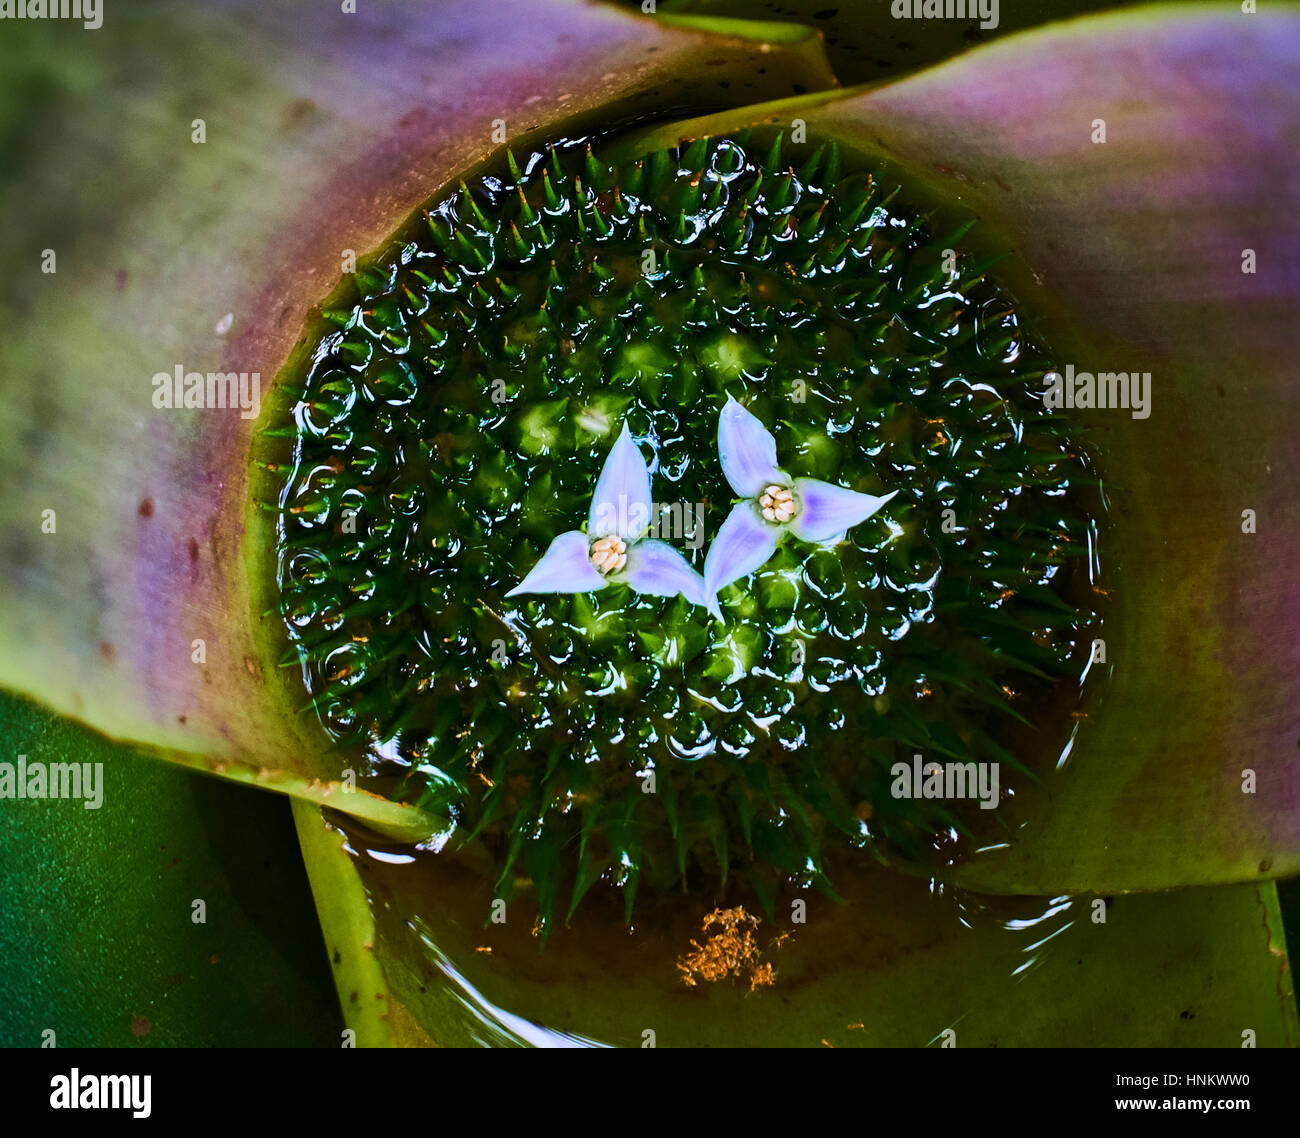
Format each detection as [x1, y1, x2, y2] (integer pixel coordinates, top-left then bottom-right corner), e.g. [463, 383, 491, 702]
[759, 484, 797, 524]
[589, 534, 628, 574]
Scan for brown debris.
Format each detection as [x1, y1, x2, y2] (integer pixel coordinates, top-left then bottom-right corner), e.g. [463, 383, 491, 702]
[675, 907, 783, 993]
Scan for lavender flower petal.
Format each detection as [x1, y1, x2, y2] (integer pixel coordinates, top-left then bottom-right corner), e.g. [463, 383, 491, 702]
[506, 530, 606, 597]
[623, 539, 717, 617]
[788, 478, 899, 544]
[588, 422, 653, 542]
[704, 500, 781, 598]
[717, 394, 784, 498]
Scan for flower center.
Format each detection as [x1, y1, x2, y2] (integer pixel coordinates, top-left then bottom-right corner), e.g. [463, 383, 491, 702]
[589, 534, 628, 574]
[759, 484, 797, 524]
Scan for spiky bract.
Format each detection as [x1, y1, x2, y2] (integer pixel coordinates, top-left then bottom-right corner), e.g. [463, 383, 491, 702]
[273, 132, 1104, 935]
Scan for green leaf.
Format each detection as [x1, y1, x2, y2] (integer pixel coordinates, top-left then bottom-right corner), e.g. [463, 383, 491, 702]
[295, 807, 1298, 1047]
[0, 691, 341, 1047]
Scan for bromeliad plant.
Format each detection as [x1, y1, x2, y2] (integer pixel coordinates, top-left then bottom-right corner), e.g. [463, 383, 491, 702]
[274, 122, 1103, 933]
[1, 0, 1297, 1048]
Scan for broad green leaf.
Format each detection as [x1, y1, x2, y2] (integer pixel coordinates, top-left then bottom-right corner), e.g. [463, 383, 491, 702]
[0, 691, 341, 1047]
[604, 4, 1300, 893]
[0, 0, 835, 837]
[296, 806, 1298, 1047]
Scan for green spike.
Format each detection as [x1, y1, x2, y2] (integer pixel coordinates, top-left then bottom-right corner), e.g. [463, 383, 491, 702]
[566, 843, 603, 924]
[453, 228, 490, 270]
[645, 147, 674, 196]
[955, 252, 1011, 291]
[934, 218, 978, 250]
[505, 147, 524, 185]
[285, 496, 330, 518]
[457, 183, 492, 232]
[620, 158, 645, 199]
[419, 320, 448, 347]
[506, 221, 533, 261]
[731, 788, 755, 854]
[515, 183, 537, 227]
[425, 212, 452, 248]
[680, 136, 708, 173]
[676, 178, 704, 216]
[768, 169, 797, 213]
[763, 130, 783, 176]
[541, 168, 561, 212]
[256, 460, 297, 477]
[823, 141, 842, 187]
[721, 214, 747, 254]
[797, 143, 826, 186]
[837, 188, 872, 233]
[799, 200, 829, 242]
[523, 212, 551, 246]
[321, 307, 353, 328]
[583, 144, 610, 193]
[819, 236, 849, 270]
